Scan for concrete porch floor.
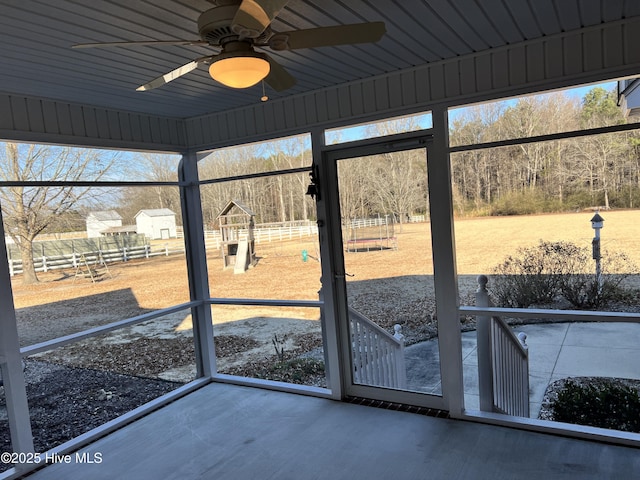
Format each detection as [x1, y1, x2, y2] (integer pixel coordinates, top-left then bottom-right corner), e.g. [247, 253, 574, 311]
[24, 382, 640, 480]
[405, 321, 640, 418]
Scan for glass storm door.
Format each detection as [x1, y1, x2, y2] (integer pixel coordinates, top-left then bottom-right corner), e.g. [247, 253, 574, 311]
[323, 135, 445, 408]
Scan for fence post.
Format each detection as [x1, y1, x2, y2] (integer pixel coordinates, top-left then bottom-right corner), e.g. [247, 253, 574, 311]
[8, 258, 14, 277]
[122, 247, 128, 262]
[71, 252, 77, 268]
[476, 275, 494, 412]
[42, 255, 47, 273]
[145, 244, 150, 259]
[165, 243, 169, 256]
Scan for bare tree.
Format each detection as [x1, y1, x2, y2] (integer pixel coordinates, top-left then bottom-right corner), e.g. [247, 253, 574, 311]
[368, 150, 427, 227]
[337, 157, 372, 221]
[574, 88, 629, 209]
[117, 153, 182, 223]
[0, 143, 117, 284]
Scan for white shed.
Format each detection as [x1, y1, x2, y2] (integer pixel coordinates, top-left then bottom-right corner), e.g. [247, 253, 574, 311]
[135, 209, 177, 240]
[86, 211, 123, 238]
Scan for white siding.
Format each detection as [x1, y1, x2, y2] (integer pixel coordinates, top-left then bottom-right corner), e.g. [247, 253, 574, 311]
[0, 96, 187, 151]
[86, 218, 122, 238]
[135, 213, 177, 240]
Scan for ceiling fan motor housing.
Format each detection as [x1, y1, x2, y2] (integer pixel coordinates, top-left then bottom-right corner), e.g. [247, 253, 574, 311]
[197, 6, 239, 45]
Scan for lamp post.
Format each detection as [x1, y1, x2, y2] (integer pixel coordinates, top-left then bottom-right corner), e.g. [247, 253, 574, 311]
[590, 212, 604, 291]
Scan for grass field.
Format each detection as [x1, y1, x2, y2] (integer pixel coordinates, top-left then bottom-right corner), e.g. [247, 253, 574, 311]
[453, 209, 640, 274]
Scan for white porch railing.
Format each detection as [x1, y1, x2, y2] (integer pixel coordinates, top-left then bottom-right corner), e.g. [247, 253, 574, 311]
[349, 308, 407, 389]
[475, 275, 530, 417]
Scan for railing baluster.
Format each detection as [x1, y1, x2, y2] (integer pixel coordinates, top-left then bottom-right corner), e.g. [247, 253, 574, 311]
[367, 326, 375, 385]
[349, 308, 406, 389]
[491, 314, 529, 417]
[352, 319, 362, 383]
[478, 275, 530, 417]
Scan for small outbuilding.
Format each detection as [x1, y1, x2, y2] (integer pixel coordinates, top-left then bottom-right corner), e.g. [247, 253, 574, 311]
[86, 210, 123, 238]
[217, 200, 256, 273]
[100, 225, 138, 236]
[135, 208, 177, 240]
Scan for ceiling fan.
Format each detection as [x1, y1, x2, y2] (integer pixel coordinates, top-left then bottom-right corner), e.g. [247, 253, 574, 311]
[72, 0, 386, 92]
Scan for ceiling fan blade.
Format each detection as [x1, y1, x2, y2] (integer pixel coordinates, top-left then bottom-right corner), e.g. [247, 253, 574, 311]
[269, 22, 386, 51]
[136, 56, 214, 91]
[264, 54, 295, 92]
[232, 0, 290, 38]
[72, 40, 207, 49]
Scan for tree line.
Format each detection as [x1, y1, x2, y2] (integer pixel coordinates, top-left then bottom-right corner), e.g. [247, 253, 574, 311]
[450, 87, 640, 216]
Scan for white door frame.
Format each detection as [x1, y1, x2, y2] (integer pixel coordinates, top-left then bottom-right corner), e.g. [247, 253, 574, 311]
[318, 126, 461, 410]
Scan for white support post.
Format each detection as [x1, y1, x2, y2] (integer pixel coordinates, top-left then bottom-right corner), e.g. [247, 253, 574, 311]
[313, 128, 345, 399]
[0, 209, 35, 458]
[428, 106, 465, 416]
[41, 255, 47, 272]
[179, 152, 216, 378]
[475, 275, 494, 412]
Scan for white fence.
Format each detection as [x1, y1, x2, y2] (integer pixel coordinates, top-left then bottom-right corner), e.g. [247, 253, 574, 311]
[8, 222, 318, 277]
[7, 244, 181, 277]
[475, 275, 530, 417]
[349, 307, 407, 389]
[344, 217, 390, 229]
[345, 215, 426, 228]
[180, 221, 319, 250]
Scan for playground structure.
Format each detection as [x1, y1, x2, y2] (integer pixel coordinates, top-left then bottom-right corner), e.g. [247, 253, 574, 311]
[217, 200, 257, 273]
[344, 215, 398, 252]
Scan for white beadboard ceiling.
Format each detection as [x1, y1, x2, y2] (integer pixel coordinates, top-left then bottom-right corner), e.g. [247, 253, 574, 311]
[1, 0, 640, 120]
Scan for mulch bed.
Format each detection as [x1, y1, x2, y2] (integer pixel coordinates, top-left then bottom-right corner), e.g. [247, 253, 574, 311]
[0, 332, 323, 473]
[0, 359, 181, 473]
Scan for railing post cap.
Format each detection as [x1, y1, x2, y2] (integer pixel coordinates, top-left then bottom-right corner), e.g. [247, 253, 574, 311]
[477, 275, 488, 288]
[517, 331, 528, 347]
[393, 324, 405, 343]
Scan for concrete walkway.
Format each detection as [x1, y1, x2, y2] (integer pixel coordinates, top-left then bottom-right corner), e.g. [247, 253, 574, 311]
[405, 322, 640, 418]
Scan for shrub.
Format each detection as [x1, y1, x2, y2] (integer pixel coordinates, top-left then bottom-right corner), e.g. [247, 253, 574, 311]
[551, 378, 640, 432]
[492, 240, 637, 309]
[491, 241, 579, 307]
[559, 250, 636, 309]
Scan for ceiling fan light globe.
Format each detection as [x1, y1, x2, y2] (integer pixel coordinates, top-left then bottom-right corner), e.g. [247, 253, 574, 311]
[209, 56, 270, 89]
